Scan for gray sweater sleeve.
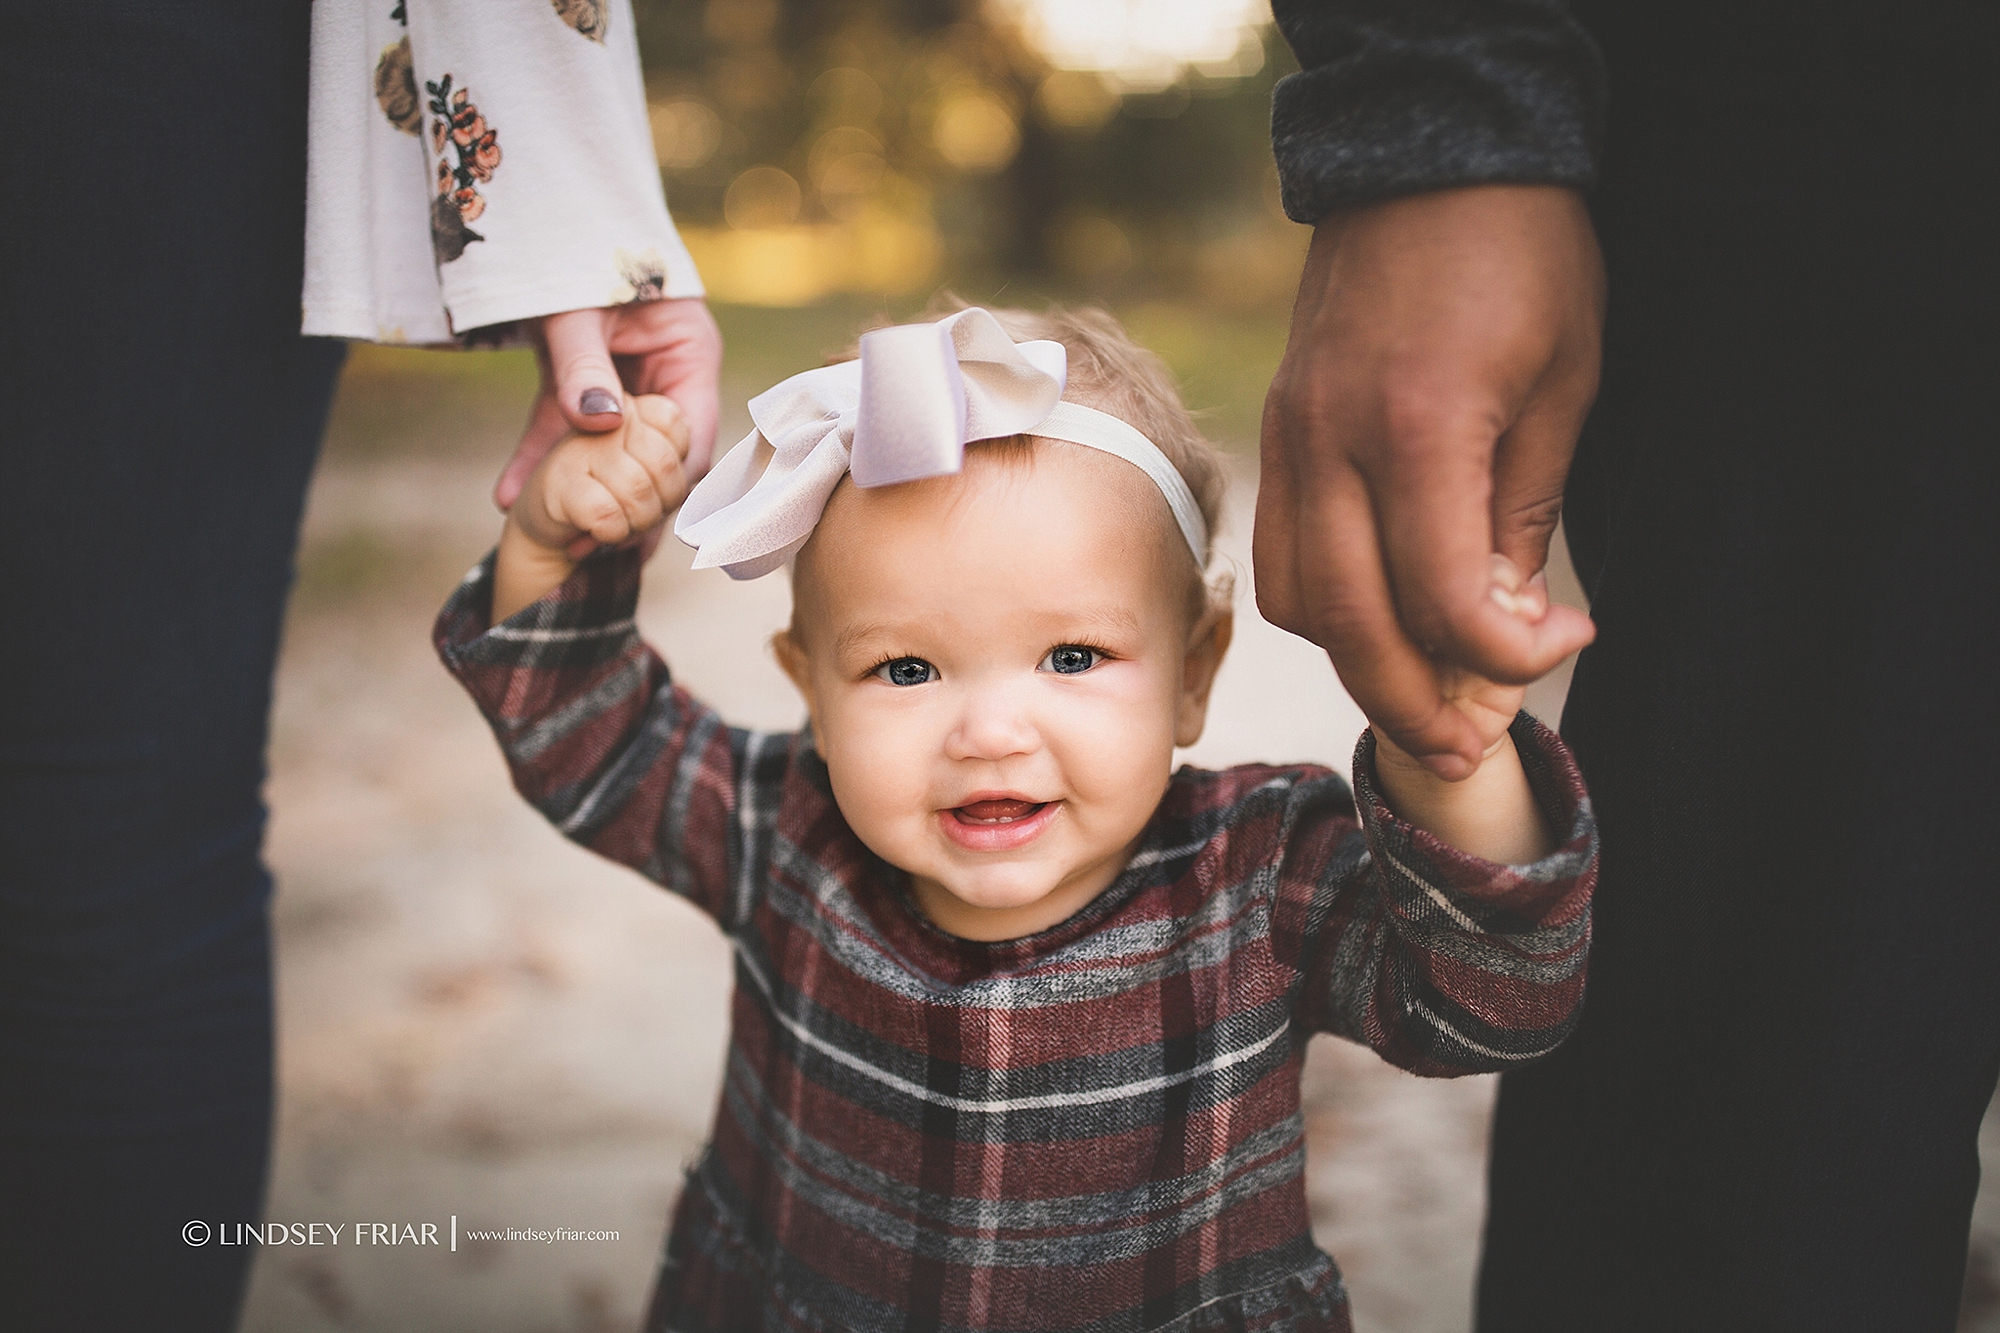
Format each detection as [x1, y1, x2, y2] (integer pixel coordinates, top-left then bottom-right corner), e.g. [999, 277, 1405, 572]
[1269, 0, 1606, 221]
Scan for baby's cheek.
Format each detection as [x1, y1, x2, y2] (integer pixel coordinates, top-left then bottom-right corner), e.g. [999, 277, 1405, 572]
[823, 718, 933, 846]
[1059, 692, 1175, 819]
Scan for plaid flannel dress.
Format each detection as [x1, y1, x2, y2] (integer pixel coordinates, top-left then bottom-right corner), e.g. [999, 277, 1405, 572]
[436, 549, 1596, 1332]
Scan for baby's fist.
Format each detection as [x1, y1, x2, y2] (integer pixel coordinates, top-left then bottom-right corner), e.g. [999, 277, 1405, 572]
[1379, 554, 1544, 779]
[510, 393, 692, 554]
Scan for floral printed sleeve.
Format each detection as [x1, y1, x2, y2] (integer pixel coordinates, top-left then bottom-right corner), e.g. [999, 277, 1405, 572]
[303, 0, 703, 345]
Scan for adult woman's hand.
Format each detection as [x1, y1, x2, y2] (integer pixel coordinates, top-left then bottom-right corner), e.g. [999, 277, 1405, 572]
[494, 296, 723, 512]
[1255, 184, 1604, 779]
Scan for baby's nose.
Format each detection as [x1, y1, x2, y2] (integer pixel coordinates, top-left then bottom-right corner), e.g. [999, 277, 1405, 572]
[943, 687, 1039, 762]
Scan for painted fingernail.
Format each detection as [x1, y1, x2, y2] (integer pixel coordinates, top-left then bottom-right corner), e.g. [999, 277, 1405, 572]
[579, 388, 621, 417]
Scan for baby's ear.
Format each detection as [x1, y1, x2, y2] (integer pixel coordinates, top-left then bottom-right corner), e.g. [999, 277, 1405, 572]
[1175, 606, 1234, 747]
[770, 628, 816, 714]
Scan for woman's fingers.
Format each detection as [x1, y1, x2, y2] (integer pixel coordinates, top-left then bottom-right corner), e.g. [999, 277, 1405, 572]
[612, 298, 722, 475]
[542, 308, 624, 430]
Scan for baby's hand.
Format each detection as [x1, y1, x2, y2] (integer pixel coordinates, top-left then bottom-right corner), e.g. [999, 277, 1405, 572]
[509, 393, 692, 555]
[1413, 553, 1545, 763]
[491, 394, 691, 622]
[1370, 554, 1555, 863]
[1382, 554, 1547, 770]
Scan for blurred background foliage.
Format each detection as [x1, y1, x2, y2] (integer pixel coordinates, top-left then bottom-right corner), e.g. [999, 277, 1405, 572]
[325, 0, 1309, 503]
[633, 0, 1303, 314]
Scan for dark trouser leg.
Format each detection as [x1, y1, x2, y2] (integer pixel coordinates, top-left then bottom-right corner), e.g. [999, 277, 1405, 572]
[1478, 4, 2000, 1328]
[0, 6, 344, 1328]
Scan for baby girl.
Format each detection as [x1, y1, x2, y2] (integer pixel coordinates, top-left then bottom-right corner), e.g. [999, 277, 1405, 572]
[436, 305, 1596, 1331]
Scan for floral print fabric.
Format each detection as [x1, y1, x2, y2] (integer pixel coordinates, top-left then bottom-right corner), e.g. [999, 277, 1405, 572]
[551, 0, 609, 42]
[304, 0, 703, 345]
[373, 37, 420, 135]
[426, 75, 500, 262]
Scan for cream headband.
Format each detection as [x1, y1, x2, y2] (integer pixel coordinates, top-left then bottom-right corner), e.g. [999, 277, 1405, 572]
[673, 307, 1209, 580]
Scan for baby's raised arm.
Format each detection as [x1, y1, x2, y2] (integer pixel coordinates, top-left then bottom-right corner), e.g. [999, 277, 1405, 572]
[493, 393, 692, 621]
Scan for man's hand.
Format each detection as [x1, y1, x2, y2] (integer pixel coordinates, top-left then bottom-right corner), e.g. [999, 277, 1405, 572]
[1255, 184, 1604, 779]
[495, 296, 722, 513]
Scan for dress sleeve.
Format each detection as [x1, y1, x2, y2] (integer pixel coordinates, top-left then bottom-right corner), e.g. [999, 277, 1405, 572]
[432, 546, 789, 933]
[1270, 714, 1596, 1076]
[304, 0, 702, 345]
[1268, 0, 1606, 221]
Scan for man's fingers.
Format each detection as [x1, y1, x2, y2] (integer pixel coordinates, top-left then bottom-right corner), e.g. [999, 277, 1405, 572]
[1489, 352, 1595, 579]
[1287, 471, 1488, 772]
[1250, 400, 1306, 636]
[543, 308, 624, 430]
[1258, 388, 1487, 770]
[1370, 413, 1582, 685]
[1489, 379, 1598, 662]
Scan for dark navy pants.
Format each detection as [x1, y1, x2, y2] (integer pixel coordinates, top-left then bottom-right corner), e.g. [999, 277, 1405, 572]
[1, 4, 344, 1327]
[1479, 3, 2000, 1329]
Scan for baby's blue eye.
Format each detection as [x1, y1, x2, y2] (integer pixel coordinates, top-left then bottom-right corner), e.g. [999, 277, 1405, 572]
[1040, 645, 1100, 675]
[876, 657, 937, 687]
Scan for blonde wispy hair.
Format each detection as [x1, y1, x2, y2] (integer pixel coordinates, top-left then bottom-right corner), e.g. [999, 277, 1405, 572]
[834, 298, 1234, 611]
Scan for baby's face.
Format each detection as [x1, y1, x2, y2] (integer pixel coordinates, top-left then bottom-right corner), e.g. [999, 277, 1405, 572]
[777, 443, 1229, 942]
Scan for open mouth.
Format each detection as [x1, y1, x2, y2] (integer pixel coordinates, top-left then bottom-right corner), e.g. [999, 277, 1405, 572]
[951, 798, 1048, 826]
[939, 796, 1058, 850]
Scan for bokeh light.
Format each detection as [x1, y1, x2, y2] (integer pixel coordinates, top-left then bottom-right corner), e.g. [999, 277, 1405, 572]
[805, 66, 884, 128]
[1034, 69, 1119, 132]
[649, 98, 721, 170]
[1051, 211, 1132, 279]
[702, 0, 778, 46]
[991, 0, 1270, 91]
[808, 126, 887, 211]
[931, 90, 1020, 172]
[722, 165, 802, 229]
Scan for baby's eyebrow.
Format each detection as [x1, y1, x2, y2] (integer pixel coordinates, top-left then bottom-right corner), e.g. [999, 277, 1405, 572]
[832, 606, 1145, 662]
[831, 620, 907, 662]
[1057, 605, 1144, 641]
